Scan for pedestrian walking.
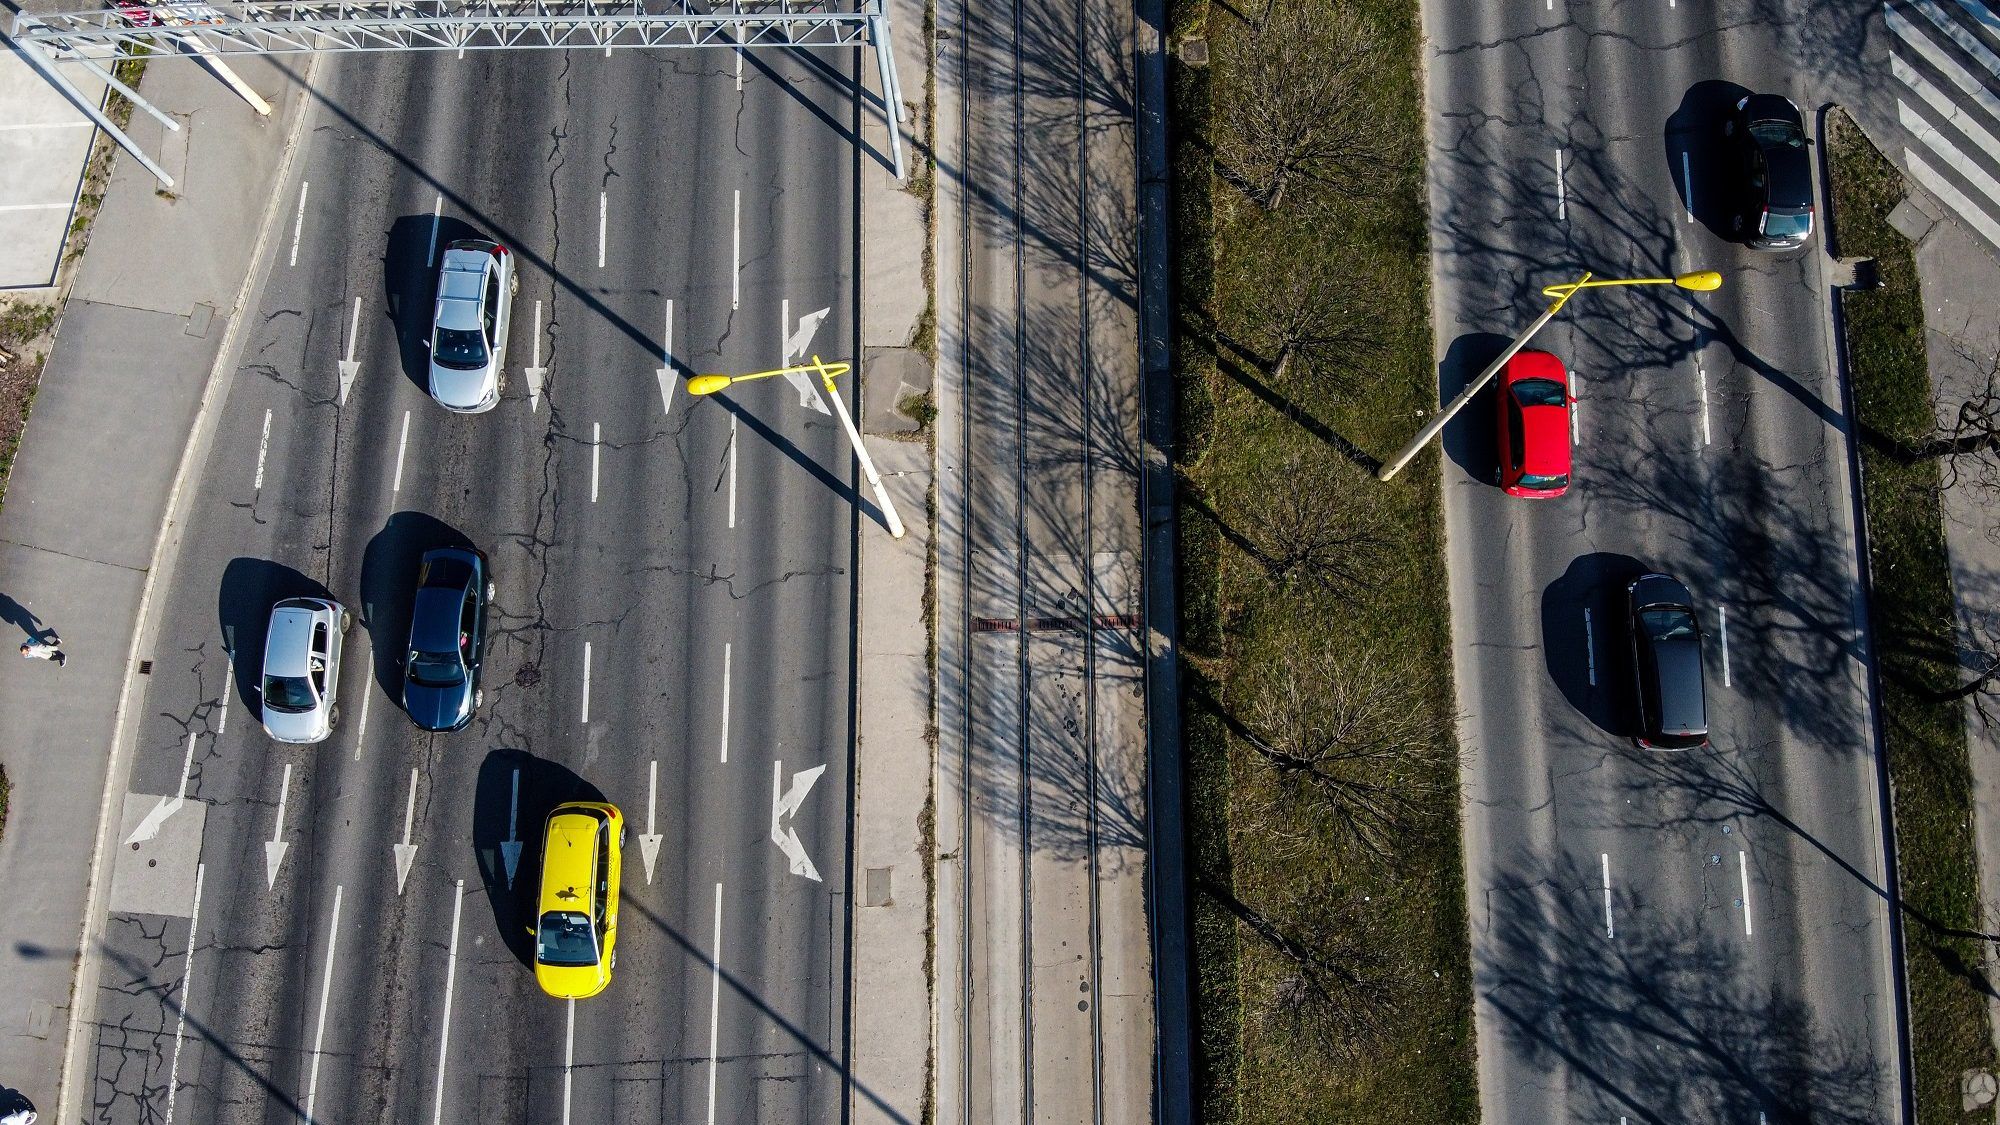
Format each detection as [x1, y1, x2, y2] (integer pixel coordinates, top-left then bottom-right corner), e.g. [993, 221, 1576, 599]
[19, 633, 64, 667]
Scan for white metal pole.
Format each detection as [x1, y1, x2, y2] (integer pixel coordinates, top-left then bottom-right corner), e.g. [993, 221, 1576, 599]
[816, 357, 906, 539]
[1377, 294, 1569, 482]
[12, 36, 176, 189]
[177, 36, 274, 115]
[870, 14, 906, 182]
[64, 49, 181, 134]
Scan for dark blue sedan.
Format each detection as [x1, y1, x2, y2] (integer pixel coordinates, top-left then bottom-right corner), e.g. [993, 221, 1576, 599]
[403, 547, 491, 732]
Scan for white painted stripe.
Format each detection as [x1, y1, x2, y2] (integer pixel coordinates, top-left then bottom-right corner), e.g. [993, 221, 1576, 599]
[1681, 150, 1694, 224]
[1901, 0, 2000, 85]
[727, 414, 738, 529]
[1893, 7, 2000, 162]
[426, 193, 443, 267]
[1738, 850, 1754, 936]
[1898, 88, 2000, 215]
[1555, 147, 1566, 221]
[0, 120, 93, 131]
[289, 181, 309, 266]
[706, 881, 723, 1125]
[162, 862, 206, 1125]
[0, 202, 75, 212]
[731, 189, 742, 310]
[1600, 853, 1613, 939]
[1584, 608, 1596, 687]
[598, 191, 607, 269]
[720, 642, 732, 763]
[254, 409, 273, 491]
[353, 687, 371, 762]
[591, 421, 601, 502]
[1906, 147, 2000, 247]
[562, 997, 576, 1125]
[217, 652, 233, 734]
[1697, 363, 1711, 447]
[428, 880, 465, 1125]
[392, 409, 411, 493]
[581, 641, 593, 724]
[1962, 0, 2000, 35]
[1567, 367, 1579, 445]
[1719, 605, 1733, 688]
[303, 884, 344, 1124]
[176, 731, 197, 802]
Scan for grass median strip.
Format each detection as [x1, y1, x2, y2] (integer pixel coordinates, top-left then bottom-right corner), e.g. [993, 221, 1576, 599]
[1828, 108, 2000, 1120]
[1172, 0, 1475, 1119]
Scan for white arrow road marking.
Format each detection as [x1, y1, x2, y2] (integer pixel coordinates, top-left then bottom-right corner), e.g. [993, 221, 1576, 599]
[304, 884, 343, 1124]
[771, 760, 827, 881]
[429, 880, 464, 1125]
[501, 768, 523, 888]
[128, 731, 199, 844]
[656, 299, 677, 416]
[162, 861, 204, 1125]
[525, 300, 546, 412]
[639, 758, 663, 884]
[264, 762, 293, 889]
[338, 296, 362, 404]
[781, 299, 833, 414]
[394, 767, 420, 895]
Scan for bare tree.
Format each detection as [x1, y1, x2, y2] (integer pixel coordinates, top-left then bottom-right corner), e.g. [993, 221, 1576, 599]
[1216, 220, 1383, 390]
[1237, 453, 1387, 590]
[1240, 647, 1454, 859]
[1211, 3, 1395, 213]
[1197, 873, 1393, 1058]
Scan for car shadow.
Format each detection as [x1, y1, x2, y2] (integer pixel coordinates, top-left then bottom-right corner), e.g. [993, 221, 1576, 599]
[472, 748, 609, 968]
[383, 214, 481, 396]
[359, 511, 476, 703]
[1542, 552, 1649, 741]
[1664, 80, 1752, 245]
[218, 558, 335, 716]
[1438, 331, 1511, 483]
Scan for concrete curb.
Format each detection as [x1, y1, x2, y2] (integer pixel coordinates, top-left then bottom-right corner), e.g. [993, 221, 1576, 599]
[52, 52, 323, 1123]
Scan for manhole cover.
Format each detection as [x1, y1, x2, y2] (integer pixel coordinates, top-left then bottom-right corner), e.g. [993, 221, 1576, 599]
[515, 664, 542, 688]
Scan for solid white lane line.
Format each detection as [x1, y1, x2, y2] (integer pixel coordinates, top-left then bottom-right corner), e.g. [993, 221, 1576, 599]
[289, 181, 309, 267]
[1738, 850, 1754, 936]
[429, 880, 465, 1125]
[706, 881, 723, 1125]
[1567, 367, 1580, 445]
[176, 731, 197, 802]
[304, 884, 344, 1124]
[1697, 363, 1711, 447]
[720, 642, 732, 763]
[353, 687, 372, 762]
[1555, 147, 1566, 221]
[392, 410, 411, 493]
[254, 409, 272, 491]
[591, 421, 602, 502]
[581, 641, 593, 724]
[731, 189, 742, 310]
[426, 193, 443, 266]
[162, 862, 205, 1125]
[562, 997, 576, 1125]
[1681, 150, 1693, 224]
[1719, 605, 1733, 687]
[598, 191, 607, 269]
[1600, 853, 1613, 939]
[727, 414, 739, 529]
[1584, 607, 1597, 687]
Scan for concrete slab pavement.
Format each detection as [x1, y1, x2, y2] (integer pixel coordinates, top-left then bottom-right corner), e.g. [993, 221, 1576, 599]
[0, 50, 314, 1117]
[0, 42, 108, 290]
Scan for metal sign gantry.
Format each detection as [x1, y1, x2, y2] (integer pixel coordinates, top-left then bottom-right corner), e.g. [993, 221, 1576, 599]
[7, 0, 908, 187]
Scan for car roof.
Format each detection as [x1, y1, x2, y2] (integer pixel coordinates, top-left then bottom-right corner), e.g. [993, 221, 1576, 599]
[1519, 402, 1571, 475]
[264, 599, 330, 677]
[1649, 635, 1708, 737]
[435, 251, 488, 331]
[420, 549, 476, 589]
[409, 586, 465, 652]
[539, 806, 607, 916]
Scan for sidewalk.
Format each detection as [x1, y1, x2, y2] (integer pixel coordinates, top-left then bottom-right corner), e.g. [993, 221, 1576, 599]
[0, 53, 312, 1115]
[847, 0, 935, 1115]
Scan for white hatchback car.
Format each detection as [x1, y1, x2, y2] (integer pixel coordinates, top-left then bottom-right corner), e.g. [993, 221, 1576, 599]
[261, 597, 349, 744]
[428, 239, 516, 413]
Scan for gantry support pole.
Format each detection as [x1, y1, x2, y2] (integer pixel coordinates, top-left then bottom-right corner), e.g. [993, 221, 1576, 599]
[10, 30, 177, 188]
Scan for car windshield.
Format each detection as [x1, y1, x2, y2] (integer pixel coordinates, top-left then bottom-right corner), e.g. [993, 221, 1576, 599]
[1512, 378, 1566, 408]
[1750, 120, 1805, 148]
[1516, 472, 1568, 491]
[263, 675, 316, 713]
[537, 911, 598, 966]
[1762, 209, 1812, 238]
[433, 327, 487, 369]
[408, 650, 464, 687]
[1641, 607, 1697, 640]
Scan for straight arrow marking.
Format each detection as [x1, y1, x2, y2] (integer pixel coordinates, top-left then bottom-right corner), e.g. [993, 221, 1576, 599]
[639, 758, 663, 884]
[394, 767, 420, 895]
[656, 299, 677, 416]
[525, 299, 546, 413]
[338, 296, 362, 404]
[264, 761, 292, 889]
[501, 767, 523, 889]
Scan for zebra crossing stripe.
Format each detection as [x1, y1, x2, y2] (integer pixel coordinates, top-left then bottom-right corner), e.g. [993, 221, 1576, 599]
[1906, 147, 2000, 246]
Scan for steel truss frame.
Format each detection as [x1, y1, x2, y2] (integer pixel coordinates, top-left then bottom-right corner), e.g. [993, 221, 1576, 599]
[8, 0, 908, 187]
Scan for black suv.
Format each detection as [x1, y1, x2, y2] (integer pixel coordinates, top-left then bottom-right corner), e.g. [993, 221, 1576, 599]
[1628, 573, 1709, 750]
[1726, 93, 1814, 251]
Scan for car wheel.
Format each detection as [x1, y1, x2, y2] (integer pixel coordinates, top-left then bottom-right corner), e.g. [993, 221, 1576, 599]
[340, 612, 353, 634]
[1730, 213, 1743, 233]
[474, 688, 484, 710]
[487, 582, 496, 600]
[609, 949, 617, 970]
[327, 704, 340, 729]
[510, 271, 520, 296]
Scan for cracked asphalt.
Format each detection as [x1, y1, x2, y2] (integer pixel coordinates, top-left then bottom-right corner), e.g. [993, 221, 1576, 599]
[1427, 2, 1902, 1122]
[83, 45, 862, 1125]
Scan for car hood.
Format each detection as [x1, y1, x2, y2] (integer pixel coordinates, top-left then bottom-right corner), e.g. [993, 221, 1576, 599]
[262, 703, 327, 744]
[429, 360, 496, 411]
[403, 676, 472, 732]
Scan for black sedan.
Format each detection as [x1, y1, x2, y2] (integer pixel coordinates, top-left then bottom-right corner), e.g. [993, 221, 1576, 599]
[1726, 92, 1815, 251]
[403, 547, 491, 732]
[1628, 573, 1710, 750]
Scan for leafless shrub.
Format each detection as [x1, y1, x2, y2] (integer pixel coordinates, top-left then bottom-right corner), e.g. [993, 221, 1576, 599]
[1198, 874, 1394, 1059]
[1238, 453, 1388, 591]
[1216, 221, 1384, 391]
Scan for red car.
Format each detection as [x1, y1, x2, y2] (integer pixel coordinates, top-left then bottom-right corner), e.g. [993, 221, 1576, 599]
[1496, 350, 1573, 497]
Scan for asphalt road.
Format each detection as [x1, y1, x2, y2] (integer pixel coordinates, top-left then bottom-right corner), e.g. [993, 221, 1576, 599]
[1426, 2, 1903, 1121]
[81, 45, 864, 1125]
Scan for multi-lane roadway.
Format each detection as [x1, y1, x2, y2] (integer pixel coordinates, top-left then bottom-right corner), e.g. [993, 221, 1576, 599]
[81, 44, 865, 1125]
[1428, 2, 1904, 1121]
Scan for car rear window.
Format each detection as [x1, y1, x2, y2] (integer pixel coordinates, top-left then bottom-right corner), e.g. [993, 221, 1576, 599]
[1516, 472, 1567, 491]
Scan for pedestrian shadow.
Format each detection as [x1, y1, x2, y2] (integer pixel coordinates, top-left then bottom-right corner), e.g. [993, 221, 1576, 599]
[0, 592, 48, 642]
